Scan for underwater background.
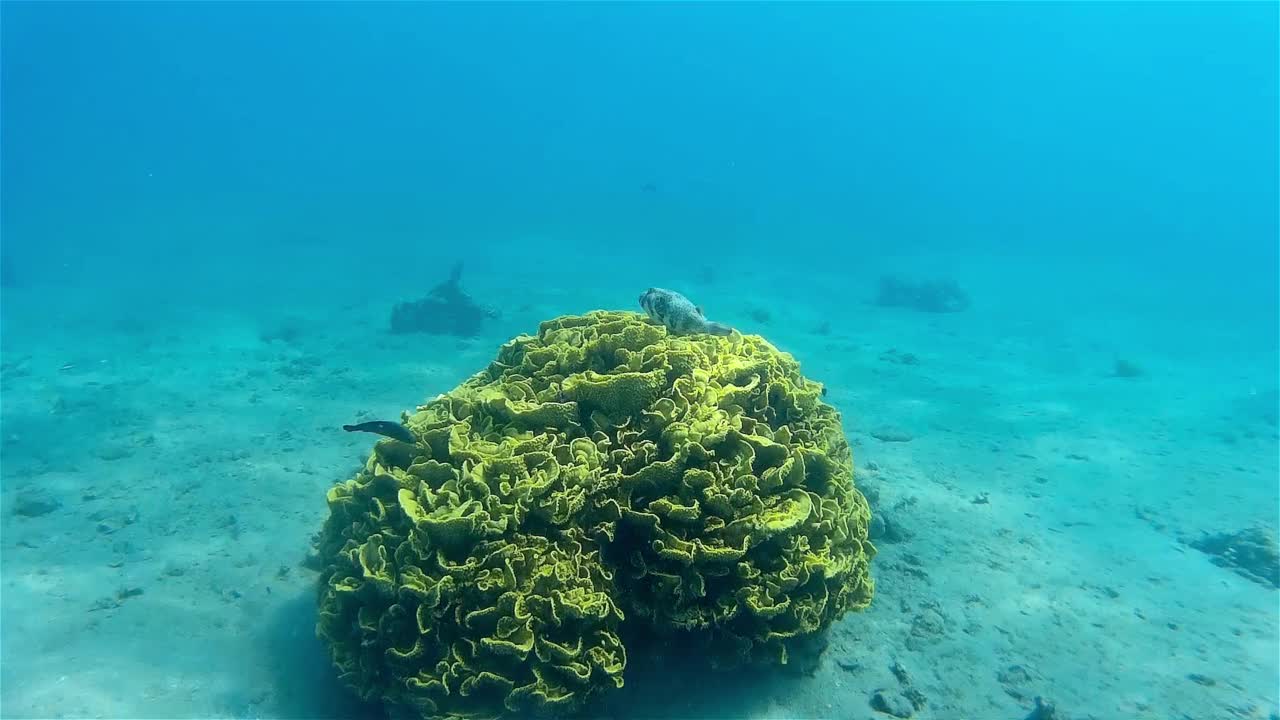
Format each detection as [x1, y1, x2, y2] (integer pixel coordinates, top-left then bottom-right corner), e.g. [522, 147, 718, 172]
[1, 2, 1276, 719]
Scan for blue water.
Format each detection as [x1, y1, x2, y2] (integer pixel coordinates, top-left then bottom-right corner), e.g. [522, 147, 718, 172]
[2, 3, 1276, 719]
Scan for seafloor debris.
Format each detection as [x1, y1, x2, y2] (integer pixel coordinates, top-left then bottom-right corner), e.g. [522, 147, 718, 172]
[871, 688, 916, 718]
[389, 262, 498, 336]
[869, 511, 912, 544]
[1189, 525, 1280, 589]
[258, 315, 309, 345]
[1023, 696, 1060, 720]
[880, 348, 920, 365]
[89, 586, 144, 612]
[1112, 358, 1144, 378]
[998, 664, 1041, 702]
[905, 606, 947, 650]
[875, 274, 970, 313]
[11, 488, 61, 517]
[871, 426, 915, 443]
[870, 660, 928, 718]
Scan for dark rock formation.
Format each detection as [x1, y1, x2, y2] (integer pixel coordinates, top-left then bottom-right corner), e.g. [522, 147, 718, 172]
[876, 275, 970, 313]
[389, 262, 498, 337]
[1189, 525, 1280, 589]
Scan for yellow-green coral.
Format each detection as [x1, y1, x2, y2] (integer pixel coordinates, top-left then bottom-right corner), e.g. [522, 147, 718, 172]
[316, 310, 875, 719]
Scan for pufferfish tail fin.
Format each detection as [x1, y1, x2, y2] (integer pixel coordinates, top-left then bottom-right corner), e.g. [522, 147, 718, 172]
[704, 321, 733, 336]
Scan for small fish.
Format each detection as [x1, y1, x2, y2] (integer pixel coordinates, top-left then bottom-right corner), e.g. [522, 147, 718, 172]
[342, 420, 415, 443]
[639, 287, 733, 336]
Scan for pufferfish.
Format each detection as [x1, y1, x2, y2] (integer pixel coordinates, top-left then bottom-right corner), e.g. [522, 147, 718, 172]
[638, 287, 734, 336]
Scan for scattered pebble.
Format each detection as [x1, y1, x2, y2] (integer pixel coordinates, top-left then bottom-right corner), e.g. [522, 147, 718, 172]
[869, 512, 912, 543]
[91, 506, 139, 535]
[998, 664, 1040, 701]
[1023, 696, 1059, 720]
[870, 689, 915, 718]
[906, 609, 947, 650]
[12, 490, 61, 517]
[890, 661, 913, 686]
[879, 349, 919, 365]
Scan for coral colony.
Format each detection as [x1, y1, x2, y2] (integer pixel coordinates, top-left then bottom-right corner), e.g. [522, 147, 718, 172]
[316, 310, 875, 719]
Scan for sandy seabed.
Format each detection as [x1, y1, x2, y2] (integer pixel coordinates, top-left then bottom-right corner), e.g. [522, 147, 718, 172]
[2, 260, 1276, 720]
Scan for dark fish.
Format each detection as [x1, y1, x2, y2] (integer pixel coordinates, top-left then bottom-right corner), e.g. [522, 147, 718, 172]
[639, 287, 733, 336]
[342, 421, 415, 443]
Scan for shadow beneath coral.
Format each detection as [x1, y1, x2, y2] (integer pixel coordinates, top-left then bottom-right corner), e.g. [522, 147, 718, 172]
[259, 589, 808, 720]
[261, 587, 383, 720]
[602, 641, 796, 720]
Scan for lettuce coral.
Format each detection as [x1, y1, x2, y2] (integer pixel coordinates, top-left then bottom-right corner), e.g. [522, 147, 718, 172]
[315, 310, 875, 719]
